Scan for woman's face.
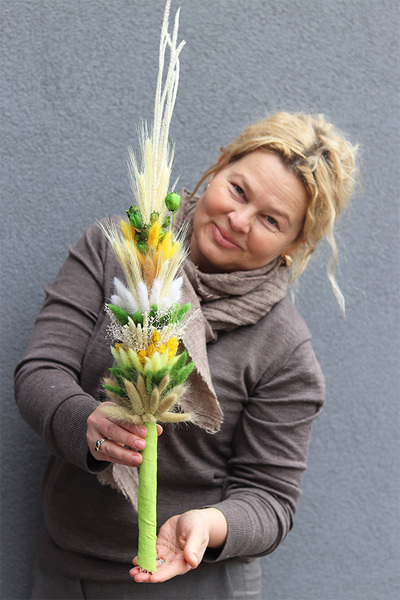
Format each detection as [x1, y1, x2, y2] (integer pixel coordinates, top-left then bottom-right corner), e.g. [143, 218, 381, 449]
[190, 150, 308, 273]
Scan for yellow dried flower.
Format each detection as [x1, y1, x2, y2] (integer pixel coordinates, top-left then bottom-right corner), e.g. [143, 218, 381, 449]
[120, 219, 136, 241]
[158, 337, 179, 360]
[137, 349, 147, 364]
[151, 330, 160, 344]
[115, 343, 127, 353]
[148, 220, 161, 249]
[157, 231, 179, 261]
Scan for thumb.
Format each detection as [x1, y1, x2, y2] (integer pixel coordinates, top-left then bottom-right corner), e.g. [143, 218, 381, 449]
[180, 516, 208, 569]
[183, 540, 202, 569]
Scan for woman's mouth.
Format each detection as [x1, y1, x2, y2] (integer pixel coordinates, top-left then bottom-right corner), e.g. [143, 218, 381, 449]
[212, 223, 241, 250]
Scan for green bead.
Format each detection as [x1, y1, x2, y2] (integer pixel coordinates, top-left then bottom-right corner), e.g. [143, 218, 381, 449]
[150, 211, 159, 224]
[127, 205, 142, 230]
[162, 215, 171, 230]
[165, 192, 181, 212]
[136, 241, 148, 254]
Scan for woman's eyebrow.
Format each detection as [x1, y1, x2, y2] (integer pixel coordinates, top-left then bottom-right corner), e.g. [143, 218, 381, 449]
[269, 206, 292, 226]
[230, 171, 254, 194]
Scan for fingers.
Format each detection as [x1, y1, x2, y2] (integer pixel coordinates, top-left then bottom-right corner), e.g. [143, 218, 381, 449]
[87, 404, 163, 467]
[91, 436, 144, 467]
[130, 556, 190, 583]
[128, 512, 210, 584]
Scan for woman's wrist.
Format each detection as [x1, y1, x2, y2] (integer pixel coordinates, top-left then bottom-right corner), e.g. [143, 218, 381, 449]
[197, 507, 228, 549]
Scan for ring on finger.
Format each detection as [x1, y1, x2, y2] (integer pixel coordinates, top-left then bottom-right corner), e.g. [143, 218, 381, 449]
[94, 438, 107, 452]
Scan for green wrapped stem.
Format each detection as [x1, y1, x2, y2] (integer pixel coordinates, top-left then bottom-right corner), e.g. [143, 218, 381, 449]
[137, 421, 158, 572]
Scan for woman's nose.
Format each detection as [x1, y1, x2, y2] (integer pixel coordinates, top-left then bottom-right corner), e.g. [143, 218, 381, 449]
[228, 206, 252, 233]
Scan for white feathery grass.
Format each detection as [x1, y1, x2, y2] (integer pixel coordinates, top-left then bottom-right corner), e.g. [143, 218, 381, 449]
[149, 279, 162, 306]
[162, 275, 183, 305]
[127, 0, 185, 222]
[137, 281, 150, 313]
[100, 1, 188, 322]
[155, 245, 187, 296]
[111, 277, 139, 314]
[98, 220, 142, 301]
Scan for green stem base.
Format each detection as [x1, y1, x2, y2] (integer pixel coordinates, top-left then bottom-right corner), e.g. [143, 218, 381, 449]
[137, 421, 158, 573]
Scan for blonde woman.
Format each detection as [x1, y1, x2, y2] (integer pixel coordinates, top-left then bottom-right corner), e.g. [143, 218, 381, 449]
[15, 112, 357, 599]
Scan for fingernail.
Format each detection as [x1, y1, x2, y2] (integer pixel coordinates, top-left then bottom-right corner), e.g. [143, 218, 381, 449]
[134, 439, 146, 450]
[191, 553, 198, 566]
[130, 454, 142, 465]
[137, 426, 148, 437]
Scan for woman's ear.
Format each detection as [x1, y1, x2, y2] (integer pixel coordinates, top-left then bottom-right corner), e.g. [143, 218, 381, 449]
[281, 236, 305, 260]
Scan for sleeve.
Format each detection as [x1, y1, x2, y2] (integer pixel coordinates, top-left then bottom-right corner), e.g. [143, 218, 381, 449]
[14, 221, 110, 473]
[205, 338, 325, 562]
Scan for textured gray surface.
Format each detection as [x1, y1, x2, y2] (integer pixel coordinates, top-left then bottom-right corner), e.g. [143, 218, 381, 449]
[1, 1, 399, 598]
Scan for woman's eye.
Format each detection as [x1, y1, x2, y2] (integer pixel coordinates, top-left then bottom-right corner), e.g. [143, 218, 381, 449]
[234, 184, 245, 196]
[264, 215, 278, 227]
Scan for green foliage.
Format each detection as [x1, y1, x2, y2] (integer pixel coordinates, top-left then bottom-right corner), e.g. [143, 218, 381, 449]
[161, 349, 194, 398]
[107, 304, 130, 325]
[132, 311, 144, 326]
[102, 382, 127, 398]
[146, 302, 191, 330]
[173, 361, 195, 386]
[149, 304, 158, 320]
[146, 371, 153, 395]
[151, 365, 170, 386]
[174, 303, 191, 322]
[143, 364, 171, 394]
[109, 365, 139, 387]
[106, 348, 193, 402]
[108, 304, 145, 327]
[106, 298, 193, 404]
[170, 348, 189, 373]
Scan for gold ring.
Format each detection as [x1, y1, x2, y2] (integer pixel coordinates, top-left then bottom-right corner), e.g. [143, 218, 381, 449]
[94, 438, 106, 452]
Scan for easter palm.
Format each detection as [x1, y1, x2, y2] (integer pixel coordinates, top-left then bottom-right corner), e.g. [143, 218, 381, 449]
[99, 1, 194, 574]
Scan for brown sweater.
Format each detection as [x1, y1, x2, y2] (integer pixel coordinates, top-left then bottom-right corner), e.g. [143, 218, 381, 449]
[14, 219, 324, 582]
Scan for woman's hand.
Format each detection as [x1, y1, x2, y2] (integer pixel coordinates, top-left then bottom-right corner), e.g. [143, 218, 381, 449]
[87, 402, 162, 467]
[129, 508, 228, 583]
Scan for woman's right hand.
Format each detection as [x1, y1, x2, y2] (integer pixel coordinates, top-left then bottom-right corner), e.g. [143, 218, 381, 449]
[87, 402, 162, 467]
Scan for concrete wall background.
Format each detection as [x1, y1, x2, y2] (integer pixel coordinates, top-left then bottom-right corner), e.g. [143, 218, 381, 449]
[1, 1, 399, 598]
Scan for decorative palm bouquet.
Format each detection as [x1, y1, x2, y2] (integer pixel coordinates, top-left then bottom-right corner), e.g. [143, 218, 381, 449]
[99, 1, 195, 574]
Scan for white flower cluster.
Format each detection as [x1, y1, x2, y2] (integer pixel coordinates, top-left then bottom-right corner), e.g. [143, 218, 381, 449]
[110, 276, 183, 315]
[105, 308, 189, 355]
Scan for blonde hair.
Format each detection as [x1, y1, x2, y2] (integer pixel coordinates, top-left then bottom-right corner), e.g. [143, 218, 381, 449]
[193, 112, 358, 312]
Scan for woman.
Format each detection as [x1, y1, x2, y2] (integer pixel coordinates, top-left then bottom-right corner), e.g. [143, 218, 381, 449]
[15, 112, 357, 599]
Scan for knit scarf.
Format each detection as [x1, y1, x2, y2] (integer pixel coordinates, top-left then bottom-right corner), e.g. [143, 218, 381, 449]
[176, 189, 289, 343]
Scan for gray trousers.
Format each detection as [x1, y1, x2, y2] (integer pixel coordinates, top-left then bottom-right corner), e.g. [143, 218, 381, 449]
[32, 556, 262, 600]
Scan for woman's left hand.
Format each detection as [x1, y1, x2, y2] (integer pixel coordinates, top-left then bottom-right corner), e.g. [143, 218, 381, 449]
[129, 508, 227, 583]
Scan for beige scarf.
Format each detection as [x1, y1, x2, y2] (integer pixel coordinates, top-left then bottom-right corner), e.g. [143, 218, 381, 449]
[176, 190, 288, 343]
[98, 190, 288, 506]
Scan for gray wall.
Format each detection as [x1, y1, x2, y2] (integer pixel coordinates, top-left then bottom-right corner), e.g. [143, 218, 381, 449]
[1, 1, 399, 598]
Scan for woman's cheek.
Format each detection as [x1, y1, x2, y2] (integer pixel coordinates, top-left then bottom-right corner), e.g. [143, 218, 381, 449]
[206, 193, 231, 216]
